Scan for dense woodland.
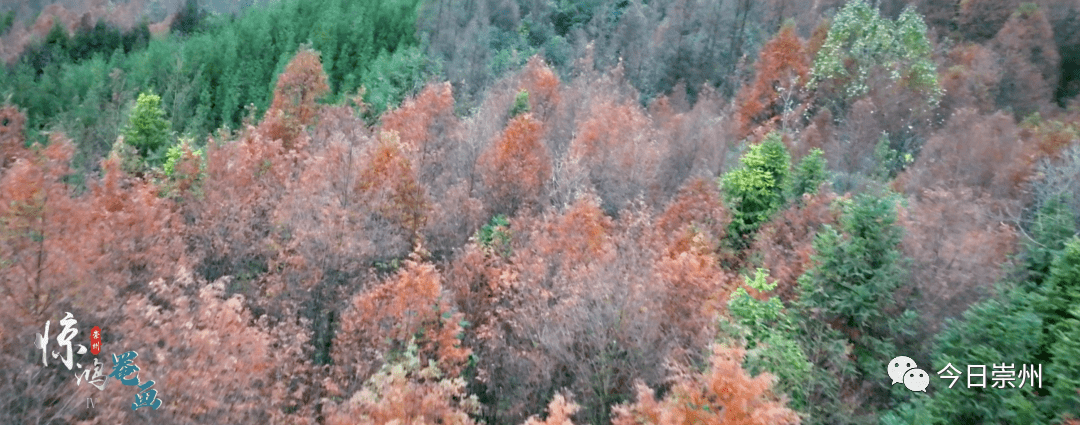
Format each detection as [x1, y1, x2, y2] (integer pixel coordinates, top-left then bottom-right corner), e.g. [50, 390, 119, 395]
[0, 0, 1079, 423]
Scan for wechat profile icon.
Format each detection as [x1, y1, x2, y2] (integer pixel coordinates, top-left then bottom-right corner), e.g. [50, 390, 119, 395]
[888, 356, 929, 392]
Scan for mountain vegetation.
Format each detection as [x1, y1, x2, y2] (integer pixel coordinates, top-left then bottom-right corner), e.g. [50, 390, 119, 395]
[1, 0, 1079, 424]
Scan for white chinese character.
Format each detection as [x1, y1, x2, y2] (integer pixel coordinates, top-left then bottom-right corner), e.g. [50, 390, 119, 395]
[991, 363, 1016, 388]
[34, 320, 50, 367]
[1019, 364, 1042, 388]
[967, 364, 987, 388]
[74, 358, 109, 391]
[937, 363, 962, 388]
[51, 312, 83, 370]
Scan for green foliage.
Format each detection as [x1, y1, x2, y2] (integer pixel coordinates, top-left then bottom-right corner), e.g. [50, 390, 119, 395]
[362, 45, 435, 118]
[789, 148, 829, 199]
[509, 89, 530, 119]
[1023, 195, 1078, 284]
[1045, 237, 1080, 413]
[171, 0, 209, 36]
[798, 191, 915, 376]
[0, 10, 14, 36]
[873, 133, 913, 181]
[921, 289, 1045, 424]
[1, 0, 425, 176]
[163, 141, 187, 177]
[884, 199, 1080, 425]
[723, 268, 812, 409]
[475, 214, 512, 258]
[809, 0, 941, 106]
[721, 132, 792, 246]
[123, 91, 173, 164]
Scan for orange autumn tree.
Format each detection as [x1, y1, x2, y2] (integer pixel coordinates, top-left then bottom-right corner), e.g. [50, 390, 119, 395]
[379, 82, 483, 254]
[570, 96, 662, 212]
[612, 346, 800, 425]
[652, 178, 737, 347]
[0, 136, 94, 325]
[736, 24, 810, 138]
[356, 131, 430, 248]
[518, 56, 561, 123]
[0, 105, 29, 168]
[261, 46, 330, 150]
[331, 255, 470, 392]
[478, 113, 552, 214]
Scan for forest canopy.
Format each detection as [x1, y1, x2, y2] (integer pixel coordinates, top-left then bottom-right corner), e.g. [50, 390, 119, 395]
[1, 0, 1079, 424]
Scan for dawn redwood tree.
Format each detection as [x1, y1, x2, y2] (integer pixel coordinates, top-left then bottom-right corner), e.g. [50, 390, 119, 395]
[570, 95, 663, 213]
[478, 113, 552, 215]
[736, 24, 810, 138]
[611, 346, 800, 425]
[895, 108, 1028, 200]
[750, 188, 843, 303]
[261, 46, 330, 150]
[899, 186, 1018, 337]
[989, 2, 1060, 118]
[517, 56, 561, 125]
[0, 136, 94, 325]
[0, 105, 29, 168]
[355, 131, 430, 249]
[331, 255, 470, 395]
[938, 43, 1003, 115]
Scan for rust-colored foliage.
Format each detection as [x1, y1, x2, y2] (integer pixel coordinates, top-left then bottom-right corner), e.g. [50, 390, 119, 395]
[356, 131, 430, 246]
[88, 153, 182, 287]
[382, 82, 458, 157]
[750, 189, 843, 302]
[1020, 112, 1080, 161]
[655, 178, 731, 259]
[571, 97, 663, 211]
[88, 267, 294, 424]
[379, 82, 481, 253]
[324, 362, 478, 425]
[523, 394, 580, 425]
[896, 108, 1028, 199]
[654, 240, 734, 349]
[939, 43, 1003, 114]
[611, 345, 800, 425]
[0, 130, 186, 422]
[185, 127, 296, 282]
[543, 194, 615, 266]
[989, 4, 1060, 117]
[261, 47, 330, 149]
[445, 192, 739, 423]
[736, 25, 810, 137]
[332, 256, 470, 391]
[900, 187, 1018, 336]
[0, 136, 94, 326]
[270, 128, 381, 287]
[519, 56, 562, 123]
[478, 114, 552, 214]
[0, 139, 186, 421]
[0, 105, 29, 168]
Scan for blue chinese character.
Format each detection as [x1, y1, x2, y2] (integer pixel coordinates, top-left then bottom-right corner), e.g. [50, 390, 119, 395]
[131, 389, 162, 411]
[109, 351, 141, 386]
